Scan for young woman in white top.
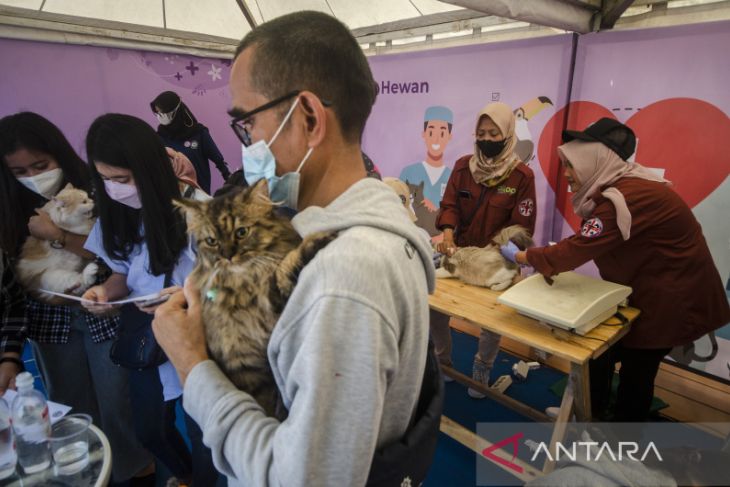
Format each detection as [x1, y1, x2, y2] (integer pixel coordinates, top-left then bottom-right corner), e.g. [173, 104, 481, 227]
[81, 114, 218, 486]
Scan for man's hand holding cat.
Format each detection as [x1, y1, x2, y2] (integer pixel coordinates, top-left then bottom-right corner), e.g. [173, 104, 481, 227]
[28, 208, 63, 241]
[136, 286, 181, 314]
[152, 278, 209, 385]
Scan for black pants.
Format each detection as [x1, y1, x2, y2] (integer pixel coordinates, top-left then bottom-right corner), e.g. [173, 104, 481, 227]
[128, 367, 220, 485]
[589, 343, 672, 422]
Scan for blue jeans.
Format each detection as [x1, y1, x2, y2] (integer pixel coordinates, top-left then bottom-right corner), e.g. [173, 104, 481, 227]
[128, 367, 220, 484]
[31, 309, 152, 482]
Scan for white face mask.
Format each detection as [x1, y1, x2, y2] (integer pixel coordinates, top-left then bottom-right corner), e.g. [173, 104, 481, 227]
[242, 98, 314, 211]
[103, 180, 142, 209]
[155, 102, 181, 126]
[17, 167, 64, 200]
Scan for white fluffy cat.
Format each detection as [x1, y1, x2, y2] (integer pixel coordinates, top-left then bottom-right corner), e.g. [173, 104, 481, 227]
[435, 225, 534, 291]
[16, 184, 98, 305]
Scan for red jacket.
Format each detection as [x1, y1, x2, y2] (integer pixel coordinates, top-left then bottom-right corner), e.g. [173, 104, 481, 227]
[436, 155, 536, 247]
[527, 177, 730, 349]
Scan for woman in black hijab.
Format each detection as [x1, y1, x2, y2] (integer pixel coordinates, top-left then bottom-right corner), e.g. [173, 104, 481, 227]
[151, 91, 230, 193]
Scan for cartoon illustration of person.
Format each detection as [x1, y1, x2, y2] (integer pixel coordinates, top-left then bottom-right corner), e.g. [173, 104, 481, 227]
[399, 106, 454, 212]
[399, 106, 454, 237]
[513, 96, 553, 163]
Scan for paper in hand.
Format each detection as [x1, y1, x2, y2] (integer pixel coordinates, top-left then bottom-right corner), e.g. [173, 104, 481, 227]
[38, 289, 163, 306]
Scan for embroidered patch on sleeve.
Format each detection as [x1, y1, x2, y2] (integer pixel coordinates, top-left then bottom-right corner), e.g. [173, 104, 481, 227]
[518, 198, 534, 217]
[581, 217, 604, 238]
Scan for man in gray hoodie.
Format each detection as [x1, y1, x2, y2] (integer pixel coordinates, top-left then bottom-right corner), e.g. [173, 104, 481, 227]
[152, 10, 436, 487]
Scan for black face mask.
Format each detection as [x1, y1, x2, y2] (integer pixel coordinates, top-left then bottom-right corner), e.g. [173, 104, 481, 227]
[477, 138, 508, 159]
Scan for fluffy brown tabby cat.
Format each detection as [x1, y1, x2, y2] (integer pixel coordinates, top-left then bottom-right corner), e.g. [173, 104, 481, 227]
[175, 179, 336, 417]
[16, 184, 98, 305]
[435, 225, 533, 291]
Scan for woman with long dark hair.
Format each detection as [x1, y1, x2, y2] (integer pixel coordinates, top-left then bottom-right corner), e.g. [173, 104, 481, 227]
[0, 112, 153, 484]
[151, 91, 231, 193]
[81, 113, 219, 486]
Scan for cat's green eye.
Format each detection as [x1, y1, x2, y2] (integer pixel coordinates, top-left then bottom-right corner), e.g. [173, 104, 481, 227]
[235, 227, 247, 238]
[205, 237, 218, 246]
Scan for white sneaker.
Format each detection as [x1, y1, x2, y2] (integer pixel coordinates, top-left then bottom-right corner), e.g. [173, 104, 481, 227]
[467, 357, 490, 399]
[467, 387, 486, 399]
[545, 406, 576, 421]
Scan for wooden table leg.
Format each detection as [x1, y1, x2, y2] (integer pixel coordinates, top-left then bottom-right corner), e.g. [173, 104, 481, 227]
[440, 415, 542, 484]
[570, 361, 592, 422]
[542, 384, 574, 474]
[441, 365, 551, 423]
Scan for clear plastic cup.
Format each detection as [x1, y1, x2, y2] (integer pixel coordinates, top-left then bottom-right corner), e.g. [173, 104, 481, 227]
[49, 414, 91, 475]
[0, 422, 16, 479]
[0, 397, 16, 480]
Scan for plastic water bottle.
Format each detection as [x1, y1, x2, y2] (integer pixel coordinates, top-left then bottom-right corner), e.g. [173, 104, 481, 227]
[0, 397, 17, 479]
[11, 372, 51, 474]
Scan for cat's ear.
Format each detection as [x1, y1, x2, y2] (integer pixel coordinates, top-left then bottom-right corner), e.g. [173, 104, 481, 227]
[173, 198, 203, 224]
[63, 183, 73, 191]
[247, 178, 271, 204]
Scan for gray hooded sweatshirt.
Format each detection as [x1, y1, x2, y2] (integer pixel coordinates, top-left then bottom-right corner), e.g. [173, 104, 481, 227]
[183, 178, 436, 487]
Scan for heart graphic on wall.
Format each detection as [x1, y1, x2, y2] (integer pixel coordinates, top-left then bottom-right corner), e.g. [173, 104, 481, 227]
[537, 98, 730, 232]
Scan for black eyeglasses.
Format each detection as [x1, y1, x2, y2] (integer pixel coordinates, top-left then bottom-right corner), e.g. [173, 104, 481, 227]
[229, 90, 332, 147]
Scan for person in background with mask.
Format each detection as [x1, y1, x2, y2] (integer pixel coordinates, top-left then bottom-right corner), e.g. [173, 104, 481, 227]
[503, 119, 730, 422]
[151, 91, 231, 193]
[151, 11, 441, 487]
[80, 113, 218, 486]
[433, 102, 537, 398]
[0, 112, 154, 485]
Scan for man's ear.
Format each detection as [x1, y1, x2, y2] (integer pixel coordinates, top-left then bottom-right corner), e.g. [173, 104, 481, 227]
[299, 91, 326, 147]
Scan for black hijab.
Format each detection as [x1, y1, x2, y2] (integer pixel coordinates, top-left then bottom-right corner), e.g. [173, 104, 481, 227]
[150, 91, 204, 141]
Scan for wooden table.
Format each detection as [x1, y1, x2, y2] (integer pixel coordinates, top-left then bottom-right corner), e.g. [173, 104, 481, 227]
[430, 277, 639, 478]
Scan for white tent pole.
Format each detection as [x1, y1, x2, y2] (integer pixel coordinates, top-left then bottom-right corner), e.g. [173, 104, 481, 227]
[234, 0, 257, 29]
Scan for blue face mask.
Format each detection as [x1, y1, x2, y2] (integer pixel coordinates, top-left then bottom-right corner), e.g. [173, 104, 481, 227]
[242, 98, 314, 210]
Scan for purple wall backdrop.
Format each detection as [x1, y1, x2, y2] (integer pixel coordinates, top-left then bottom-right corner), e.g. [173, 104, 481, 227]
[0, 41, 238, 191]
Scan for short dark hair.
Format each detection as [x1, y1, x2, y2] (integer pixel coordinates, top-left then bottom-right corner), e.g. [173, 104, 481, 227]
[0, 112, 91, 255]
[235, 11, 377, 143]
[86, 114, 187, 276]
[423, 122, 453, 133]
